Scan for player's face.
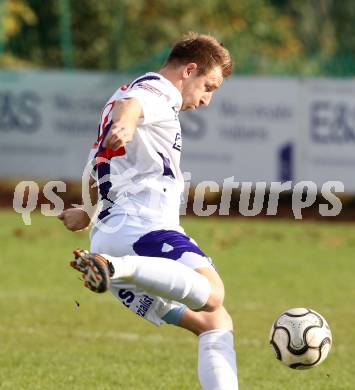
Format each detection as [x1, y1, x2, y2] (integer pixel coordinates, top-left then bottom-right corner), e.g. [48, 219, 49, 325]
[180, 65, 224, 111]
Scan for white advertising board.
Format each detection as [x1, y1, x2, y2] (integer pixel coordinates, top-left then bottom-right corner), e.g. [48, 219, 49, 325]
[297, 79, 355, 192]
[180, 77, 300, 184]
[0, 71, 354, 192]
[0, 70, 125, 179]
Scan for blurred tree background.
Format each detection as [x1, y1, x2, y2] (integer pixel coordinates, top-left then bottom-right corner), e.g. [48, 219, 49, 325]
[0, 0, 354, 75]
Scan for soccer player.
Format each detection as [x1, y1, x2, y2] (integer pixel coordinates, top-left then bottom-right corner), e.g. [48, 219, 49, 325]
[59, 32, 238, 390]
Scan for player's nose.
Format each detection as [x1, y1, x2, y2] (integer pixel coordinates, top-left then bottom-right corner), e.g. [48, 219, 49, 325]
[200, 94, 212, 107]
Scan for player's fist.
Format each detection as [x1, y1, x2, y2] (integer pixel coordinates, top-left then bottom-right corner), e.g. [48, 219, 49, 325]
[58, 208, 91, 231]
[102, 122, 135, 150]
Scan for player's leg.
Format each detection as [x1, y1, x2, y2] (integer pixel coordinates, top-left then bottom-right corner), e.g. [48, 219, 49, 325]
[72, 250, 223, 311]
[176, 306, 238, 390]
[74, 224, 225, 311]
[102, 229, 225, 311]
[74, 221, 237, 389]
[108, 257, 224, 311]
[73, 250, 237, 389]
[159, 263, 237, 389]
[194, 266, 225, 310]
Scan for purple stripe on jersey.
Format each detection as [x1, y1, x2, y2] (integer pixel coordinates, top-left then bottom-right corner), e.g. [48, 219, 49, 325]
[96, 161, 115, 220]
[96, 120, 113, 154]
[157, 152, 175, 179]
[95, 120, 114, 220]
[132, 230, 207, 260]
[130, 75, 160, 88]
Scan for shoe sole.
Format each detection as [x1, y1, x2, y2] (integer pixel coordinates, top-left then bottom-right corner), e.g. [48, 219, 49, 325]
[71, 250, 110, 293]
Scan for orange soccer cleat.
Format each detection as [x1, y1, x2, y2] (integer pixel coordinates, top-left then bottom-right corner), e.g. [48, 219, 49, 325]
[70, 249, 115, 293]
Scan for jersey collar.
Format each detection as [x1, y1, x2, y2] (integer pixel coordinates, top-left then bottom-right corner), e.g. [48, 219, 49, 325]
[146, 72, 182, 111]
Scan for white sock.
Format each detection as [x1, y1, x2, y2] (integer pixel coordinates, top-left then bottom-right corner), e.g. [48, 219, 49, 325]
[104, 254, 211, 310]
[198, 330, 238, 390]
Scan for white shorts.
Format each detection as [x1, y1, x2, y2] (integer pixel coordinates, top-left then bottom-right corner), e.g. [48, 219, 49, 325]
[90, 214, 215, 326]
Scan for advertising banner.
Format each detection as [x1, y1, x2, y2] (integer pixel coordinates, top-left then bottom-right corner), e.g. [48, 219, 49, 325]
[180, 77, 300, 184]
[0, 70, 125, 179]
[297, 79, 355, 192]
[0, 71, 354, 192]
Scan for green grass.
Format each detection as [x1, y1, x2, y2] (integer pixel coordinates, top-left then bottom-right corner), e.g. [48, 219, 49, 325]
[1, 210, 355, 389]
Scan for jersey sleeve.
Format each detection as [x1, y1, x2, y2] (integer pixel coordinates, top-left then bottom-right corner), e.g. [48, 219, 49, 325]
[120, 81, 172, 125]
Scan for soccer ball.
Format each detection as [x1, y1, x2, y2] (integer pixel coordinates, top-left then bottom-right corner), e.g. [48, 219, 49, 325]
[269, 308, 332, 369]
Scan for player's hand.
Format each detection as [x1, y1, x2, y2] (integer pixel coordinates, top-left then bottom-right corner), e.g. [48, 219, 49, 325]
[58, 208, 91, 232]
[102, 122, 136, 150]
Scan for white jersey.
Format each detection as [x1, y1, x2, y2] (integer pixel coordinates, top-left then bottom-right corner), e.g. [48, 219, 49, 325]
[89, 72, 184, 226]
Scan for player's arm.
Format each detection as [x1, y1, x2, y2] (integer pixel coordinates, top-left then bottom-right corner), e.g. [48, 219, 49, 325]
[58, 176, 98, 232]
[103, 98, 143, 150]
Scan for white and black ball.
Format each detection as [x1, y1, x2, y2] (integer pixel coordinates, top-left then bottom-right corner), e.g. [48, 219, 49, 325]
[269, 308, 332, 369]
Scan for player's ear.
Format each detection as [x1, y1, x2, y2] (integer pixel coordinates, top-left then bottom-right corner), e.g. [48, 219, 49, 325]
[182, 63, 197, 79]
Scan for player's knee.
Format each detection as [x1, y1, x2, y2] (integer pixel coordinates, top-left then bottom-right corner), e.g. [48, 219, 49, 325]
[201, 277, 225, 312]
[195, 268, 225, 312]
[204, 288, 224, 312]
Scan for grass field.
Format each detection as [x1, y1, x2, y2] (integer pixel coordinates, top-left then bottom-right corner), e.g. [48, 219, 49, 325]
[1, 209, 355, 390]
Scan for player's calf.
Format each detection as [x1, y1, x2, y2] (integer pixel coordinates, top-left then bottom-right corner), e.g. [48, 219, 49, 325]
[179, 305, 233, 335]
[178, 306, 238, 390]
